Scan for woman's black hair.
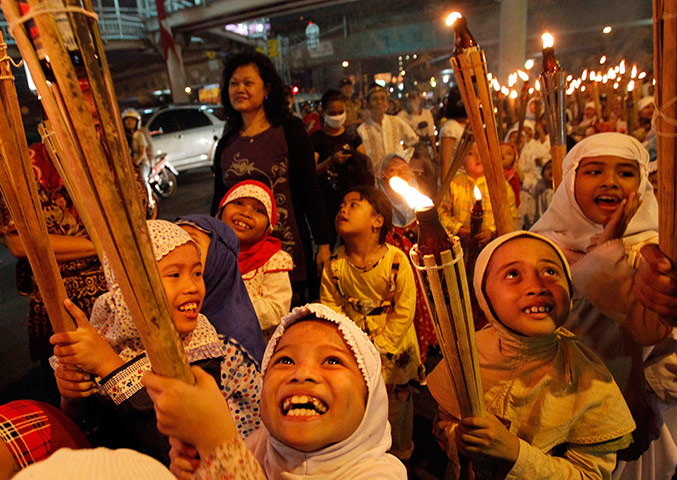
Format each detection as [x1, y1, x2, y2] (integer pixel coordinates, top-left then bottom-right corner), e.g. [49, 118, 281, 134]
[220, 50, 287, 134]
[320, 89, 344, 109]
[343, 185, 393, 244]
[444, 86, 467, 119]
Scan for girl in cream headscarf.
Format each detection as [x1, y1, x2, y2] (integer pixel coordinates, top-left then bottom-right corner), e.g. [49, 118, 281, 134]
[428, 231, 635, 480]
[530, 132, 675, 479]
[143, 303, 406, 480]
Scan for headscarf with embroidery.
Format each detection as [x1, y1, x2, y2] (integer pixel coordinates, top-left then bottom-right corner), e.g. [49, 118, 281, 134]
[218, 180, 283, 275]
[90, 220, 224, 364]
[428, 231, 634, 474]
[530, 132, 658, 252]
[246, 303, 406, 480]
[175, 214, 266, 365]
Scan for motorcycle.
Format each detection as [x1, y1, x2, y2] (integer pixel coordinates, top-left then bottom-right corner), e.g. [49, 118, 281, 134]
[148, 153, 178, 198]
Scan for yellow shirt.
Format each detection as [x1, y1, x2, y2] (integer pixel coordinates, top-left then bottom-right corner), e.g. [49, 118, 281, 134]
[320, 244, 422, 385]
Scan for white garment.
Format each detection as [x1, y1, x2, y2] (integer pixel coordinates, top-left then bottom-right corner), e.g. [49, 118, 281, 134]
[397, 108, 436, 138]
[14, 448, 174, 480]
[531, 132, 658, 252]
[358, 114, 418, 173]
[439, 118, 465, 142]
[246, 303, 407, 480]
[243, 249, 293, 333]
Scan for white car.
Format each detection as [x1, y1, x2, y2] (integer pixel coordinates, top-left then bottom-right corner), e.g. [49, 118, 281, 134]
[144, 105, 225, 172]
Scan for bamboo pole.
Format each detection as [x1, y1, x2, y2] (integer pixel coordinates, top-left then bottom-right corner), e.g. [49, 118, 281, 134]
[451, 48, 514, 235]
[653, 0, 677, 277]
[435, 125, 473, 205]
[2, 0, 193, 382]
[0, 31, 75, 332]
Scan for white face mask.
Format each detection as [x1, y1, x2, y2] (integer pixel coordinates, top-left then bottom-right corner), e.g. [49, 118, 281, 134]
[324, 111, 346, 129]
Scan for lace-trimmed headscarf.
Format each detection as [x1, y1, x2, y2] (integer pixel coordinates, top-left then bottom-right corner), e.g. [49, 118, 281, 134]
[246, 303, 406, 480]
[90, 220, 224, 363]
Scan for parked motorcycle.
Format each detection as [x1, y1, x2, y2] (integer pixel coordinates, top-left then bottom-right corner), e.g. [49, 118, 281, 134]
[148, 153, 178, 198]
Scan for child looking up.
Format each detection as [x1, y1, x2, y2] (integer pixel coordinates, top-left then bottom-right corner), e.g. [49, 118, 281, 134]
[438, 142, 517, 249]
[143, 303, 407, 480]
[530, 133, 674, 477]
[429, 231, 635, 479]
[217, 180, 294, 340]
[320, 186, 422, 462]
[50, 220, 261, 465]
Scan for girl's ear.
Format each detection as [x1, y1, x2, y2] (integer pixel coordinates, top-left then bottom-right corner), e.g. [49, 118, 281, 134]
[372, 213, 384, 230]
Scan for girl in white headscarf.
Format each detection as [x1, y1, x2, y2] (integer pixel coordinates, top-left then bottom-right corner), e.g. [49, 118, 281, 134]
[50, 220, 261, 465]
[530, 133, 675, 478]
[428, 231, 635, 480]
[143, 303, 407, 480]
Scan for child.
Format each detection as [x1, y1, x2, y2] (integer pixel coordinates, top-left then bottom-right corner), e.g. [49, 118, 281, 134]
[142, 303, 407, 480]
[50, 220, 261, 465]
[217, 180, 294, 340]
[320, 185, 422, 461]
[176, 214, 267, 364]
[530, 133, 675, 478]
[429, 231, 636, 479]
[500, 141, 521, 209]
[438, 142, 517, 249]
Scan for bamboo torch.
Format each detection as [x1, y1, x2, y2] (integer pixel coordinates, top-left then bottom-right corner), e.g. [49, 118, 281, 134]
[2, 0, 193, 382]
[653, 0, 677, 280]
[446, 12, 514, 235]
[0, 31, 75, 332]
[435, 124, 474, 205]
[539, 32, 567, 189]
[390, 176, 484, 419]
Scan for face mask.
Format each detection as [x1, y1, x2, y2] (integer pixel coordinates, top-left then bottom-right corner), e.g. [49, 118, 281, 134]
[324, 111, 346, 129]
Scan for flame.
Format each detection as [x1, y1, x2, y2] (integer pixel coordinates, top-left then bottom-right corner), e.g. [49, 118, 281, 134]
[541, 32, 554, 49]
[582, 69, 588, 81]
[509, 89, 518, 99]
[595, 73, 603, 82]
[627, 80, 635, 92]
[619, 60, 626, 74]
[487, 72, 493, 81]
[599, 55, 607, 64]
[631, 65, 637, 78]
[508, 73, 517, 87]
[492, 79, 501, 91]
[473, 185, 482, 201]
[528, 87, 534, 94]
[446, 12, 462, 27]
[517, 69, 529, 81]
[602, 74, 608, 84]
[389, 177, 434, 209]
[534, 79, 541, 91]
[566, 74, 573, 82]
[581, 85, 586, 92]
[501, 86, 510, 95]
[590, 69, 596, 79]
[607, 68, 616, 79]
[638, 71, 647, 79]
[613, 82, 619, 89]
[524, 59, 535, 70]
[566, 84, 575, 95]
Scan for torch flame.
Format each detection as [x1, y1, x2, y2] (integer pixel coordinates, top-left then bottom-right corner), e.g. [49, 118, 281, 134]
[599, 55, 607, 65]
[492, 79, 501, 91]
[627, 80, 635, 92]
[631, 65, 637, 79]
[517, 69, 529, 81]
[638, 71, 647, 79]
[535, 79, 541, 91]
[581, 85, 586, 92]
[541, 32, 554, 49]
[446, 12, 462, 27]
[501, 86, 510, 96]
[619, 60, 626, 74]
[473, 185, 482, 201]
[509, 89, 518, 99]
[607, 68, 616, 79]
[582, 69, 588, 81]
[524, 59, 535, 70]
[389, 177, 434, 210]
[590, 70, 596, 79]
[508, 73, 517, 87]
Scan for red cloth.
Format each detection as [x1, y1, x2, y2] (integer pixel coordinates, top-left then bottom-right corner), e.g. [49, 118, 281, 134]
[0, 400, 90, 469]
[503, 167, 521, 208]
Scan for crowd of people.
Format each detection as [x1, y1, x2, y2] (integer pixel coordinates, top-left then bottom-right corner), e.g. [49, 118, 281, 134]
[0, 48, 674, 480]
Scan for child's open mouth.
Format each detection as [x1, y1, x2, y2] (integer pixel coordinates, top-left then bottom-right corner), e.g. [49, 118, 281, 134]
[594, 195, 621, 209]
[281, 395, 328, 417]
[232, 220, 251, 230]
[522, 305, 553, 315]
[178, 301, 199, 317]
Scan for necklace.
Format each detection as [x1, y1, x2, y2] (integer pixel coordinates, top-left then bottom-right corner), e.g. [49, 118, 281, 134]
[346, 244, 387, 271]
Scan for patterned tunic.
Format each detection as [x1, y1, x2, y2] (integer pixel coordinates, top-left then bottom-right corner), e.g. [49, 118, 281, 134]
[0, 143, 106, 360]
